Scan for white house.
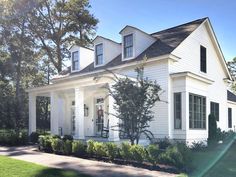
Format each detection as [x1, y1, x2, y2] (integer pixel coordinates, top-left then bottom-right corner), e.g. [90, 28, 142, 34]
[27, 17, 236, 144]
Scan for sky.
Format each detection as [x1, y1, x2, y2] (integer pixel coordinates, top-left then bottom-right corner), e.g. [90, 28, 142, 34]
[90, 0, 236, 61]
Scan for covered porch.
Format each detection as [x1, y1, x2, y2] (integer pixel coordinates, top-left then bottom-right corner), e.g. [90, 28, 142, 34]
[27, 73, 123, 142]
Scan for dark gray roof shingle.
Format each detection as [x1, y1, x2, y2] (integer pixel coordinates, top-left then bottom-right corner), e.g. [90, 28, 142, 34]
[61, 17, 208, 76]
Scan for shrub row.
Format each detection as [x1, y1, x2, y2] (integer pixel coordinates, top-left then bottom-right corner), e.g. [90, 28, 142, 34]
[0, 130, 28, 146]
[38, 135, 191, 170]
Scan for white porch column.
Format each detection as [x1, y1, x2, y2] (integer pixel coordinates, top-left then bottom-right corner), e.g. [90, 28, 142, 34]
[29, 93, 36, 135]
[75, 88, 85, 139]
[108, 84, 120, 142]
[50, 92, 59, 135]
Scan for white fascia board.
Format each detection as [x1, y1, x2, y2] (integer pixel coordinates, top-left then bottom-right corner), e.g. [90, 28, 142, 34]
[170, 72, 214, 85]
[53, 54, 179, 83]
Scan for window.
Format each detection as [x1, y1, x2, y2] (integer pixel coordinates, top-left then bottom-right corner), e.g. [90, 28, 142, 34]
[124, 34, 133, 58]
[210, 102, 219, 121]
[95, 44, 103, 65]
[228, 108, 232, 128]
[189, 93, 206, 129]
[200, 45, 207, 73]
[174, 93, 182, 129]
[72, 51, 79, 70]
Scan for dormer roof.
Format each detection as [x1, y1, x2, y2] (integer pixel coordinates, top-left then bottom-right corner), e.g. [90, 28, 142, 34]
[56, 17, 232, 82]
[93, 36, 120, 45]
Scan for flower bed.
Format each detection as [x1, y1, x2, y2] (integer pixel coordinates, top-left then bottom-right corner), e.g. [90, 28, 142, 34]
[38, 135, 192, 172]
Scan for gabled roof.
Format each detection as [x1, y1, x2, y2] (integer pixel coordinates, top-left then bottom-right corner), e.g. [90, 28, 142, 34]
[227, 90, 236, 103]
[93, 35, 120, 45]
[151, 17, 208, 50]
[57, 17, 208, 78]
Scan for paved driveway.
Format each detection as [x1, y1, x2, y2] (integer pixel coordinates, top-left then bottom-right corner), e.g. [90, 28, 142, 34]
[0, 146, 178, 177]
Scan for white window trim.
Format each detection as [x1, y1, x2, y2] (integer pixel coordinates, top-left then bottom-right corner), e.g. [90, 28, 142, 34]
[71, 49, 80, 73]
[94, 42, 105, 67]
[122, 32, 135, 61]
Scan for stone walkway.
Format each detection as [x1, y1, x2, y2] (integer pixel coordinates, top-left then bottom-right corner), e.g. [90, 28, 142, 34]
[0, 146, 178, 177]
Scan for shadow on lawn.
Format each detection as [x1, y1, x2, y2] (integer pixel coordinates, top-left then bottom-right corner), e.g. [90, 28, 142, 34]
[33, 168, 91, 177]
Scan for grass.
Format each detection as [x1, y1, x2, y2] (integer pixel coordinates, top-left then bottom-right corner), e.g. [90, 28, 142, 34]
[0, 155, 90, 177]
[180, 136, 236, 177]
[203, 141, 236, 177]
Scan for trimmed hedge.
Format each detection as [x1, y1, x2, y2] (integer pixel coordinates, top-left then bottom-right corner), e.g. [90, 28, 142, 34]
[38, 135, 193, 170]
[72, 141, 86, 157]
[0, 130, 28, 146]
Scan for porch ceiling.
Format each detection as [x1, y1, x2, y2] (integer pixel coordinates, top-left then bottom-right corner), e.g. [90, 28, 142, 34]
[26, 73, 136, 96]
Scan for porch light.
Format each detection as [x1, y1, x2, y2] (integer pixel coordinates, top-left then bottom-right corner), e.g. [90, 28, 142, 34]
[84, 104, 89, 116]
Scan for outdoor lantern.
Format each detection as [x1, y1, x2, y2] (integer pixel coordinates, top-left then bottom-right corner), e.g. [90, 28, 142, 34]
[84, 104, 89, 116]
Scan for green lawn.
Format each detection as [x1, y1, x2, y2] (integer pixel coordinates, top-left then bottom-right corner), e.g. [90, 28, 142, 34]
[183, 136, 236, 177]
[203, 141, 236, 177]
[0, 156, 90, 177]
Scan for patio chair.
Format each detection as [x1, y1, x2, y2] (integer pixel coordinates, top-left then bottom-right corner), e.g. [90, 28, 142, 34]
[101, 119, 109, 138]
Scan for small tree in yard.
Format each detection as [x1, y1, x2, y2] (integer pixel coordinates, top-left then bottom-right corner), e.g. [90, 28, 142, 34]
[208, 114, 217, 141]
[107, 65, 162, 145]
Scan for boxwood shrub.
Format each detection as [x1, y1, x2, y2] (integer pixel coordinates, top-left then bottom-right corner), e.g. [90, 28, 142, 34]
[146, 144, 161, 165]
[104, 142, 118, 160]
[120, 142, 132, 161]
[93, 142, 106, 158]
[130, 144, 146, 163]
[37, 135, 194, 170]
[72, 141, 86, 157]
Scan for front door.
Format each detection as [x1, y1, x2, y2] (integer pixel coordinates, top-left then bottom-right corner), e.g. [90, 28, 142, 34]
[95, 98, 104, 136]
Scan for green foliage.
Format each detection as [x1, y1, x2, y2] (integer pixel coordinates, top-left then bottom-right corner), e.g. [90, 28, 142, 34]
[62, 135, 74, 141]
[208, 114, 217, 140]
[37, 134, 195, 170]
[29, 132, 39, 144]
[93, 142, 106, 158]
[191, 141, 206, 151]
[27, 0, 98, 73]
[146, 144, 160, 165]
[159, 143, 192, 169]
[107, 66, 162, 145]
[86, 140, 95, 156]
[38, 135, 53, 152]
[158, 138, 171, 150]
[0, 130, 28, 146]
[159, 146, 183, 168]
[51, 138, 64, 154]
[120, 142, 132, 161]
[72, 141, 86, 157]
[63, 140, 72, 155]
[104, 142, 118, 160]
[130, 144, 147, 163]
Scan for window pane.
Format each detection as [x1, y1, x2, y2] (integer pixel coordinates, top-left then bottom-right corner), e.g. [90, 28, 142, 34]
[189, 93, 206, 129]
[228, 108, 232, 128]
[210, 102, 219, 121]
[174, 93, 181, 129]
[124, 34, 133, 58]
[96, 44, 103, 65]
[72, 51, 79, 70]
[200, 46, 207, 73]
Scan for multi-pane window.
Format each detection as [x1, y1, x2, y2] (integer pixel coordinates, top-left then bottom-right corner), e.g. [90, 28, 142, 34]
[189, 94, 206, 129]
[200, 45, 207, 73]
[174, 93, 182, 129]
[210, 102, 219, 121]
[95, 44, 103, 65]
[124, 34, 133, 58]
[228, 108, 232, 128]
[72, 51, 79, 70]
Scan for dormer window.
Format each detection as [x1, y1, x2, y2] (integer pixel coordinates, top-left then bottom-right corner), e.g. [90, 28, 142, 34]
[124, 34, 133, 59]
[95, 43, 103, 65]
[72, 51, 79, 71]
